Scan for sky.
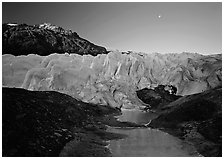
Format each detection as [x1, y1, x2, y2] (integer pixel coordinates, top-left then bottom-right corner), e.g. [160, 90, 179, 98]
[2, 2, 222, 54]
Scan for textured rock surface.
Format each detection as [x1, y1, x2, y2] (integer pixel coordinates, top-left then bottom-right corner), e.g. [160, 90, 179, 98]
[2, 51, 222, 108]
[2, 87, 121, 156]
[149, 87, 222, 156]
[3, 23, 107, 56]
[136, 85, 181, 110]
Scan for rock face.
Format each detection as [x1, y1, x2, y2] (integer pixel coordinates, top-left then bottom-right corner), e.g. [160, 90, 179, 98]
[149, 87, 222, 156]
[2, 51, 222, 108]
[2, 23, 107, 56]
[136, 85, 181, 110]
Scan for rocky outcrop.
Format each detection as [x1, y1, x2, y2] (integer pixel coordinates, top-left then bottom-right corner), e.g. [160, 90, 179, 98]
[136, 85, 181, 110]
[149, 87, 222, 156]
[2, 51, 222, 108]
[2, 87, 120, 156]
[2, 23, 107, 56]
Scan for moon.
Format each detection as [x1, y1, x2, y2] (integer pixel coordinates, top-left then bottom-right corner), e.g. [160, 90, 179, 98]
[158, 14, 162, 19]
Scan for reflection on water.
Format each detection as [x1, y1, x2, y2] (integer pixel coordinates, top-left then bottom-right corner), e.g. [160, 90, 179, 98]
[108, 109, 201, 157]
[116, 109, 158, 124]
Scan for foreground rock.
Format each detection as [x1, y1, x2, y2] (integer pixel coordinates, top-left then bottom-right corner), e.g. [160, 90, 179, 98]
[149, 87, 222, 157]
[3, 87, 131, 157]
[2, 52, 222, 109]
[3, 23, 107, 56]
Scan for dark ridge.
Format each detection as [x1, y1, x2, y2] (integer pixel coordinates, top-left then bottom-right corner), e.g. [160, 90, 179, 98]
[149, 87, 222, 157]
[2, 23, 107, 56]
[2, 87, 120, 157]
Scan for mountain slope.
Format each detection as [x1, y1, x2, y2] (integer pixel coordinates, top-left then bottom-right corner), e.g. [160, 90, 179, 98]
[149, 87, 222, 156]
[2, 23, 107, 56]
[2, 87, 121, 156]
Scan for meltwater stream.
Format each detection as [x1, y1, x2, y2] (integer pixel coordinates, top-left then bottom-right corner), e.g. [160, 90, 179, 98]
[107, 109, 201, 157]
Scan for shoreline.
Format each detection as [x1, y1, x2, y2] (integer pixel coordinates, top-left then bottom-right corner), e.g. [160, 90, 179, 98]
[59, 111, 145, 157]
[105, 109, 202, 157]
[149, 121, 221, 157]
[3, 87, 220, 157]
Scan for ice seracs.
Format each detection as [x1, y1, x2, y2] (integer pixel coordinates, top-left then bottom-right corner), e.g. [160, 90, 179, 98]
[7, 23, 18, 26]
